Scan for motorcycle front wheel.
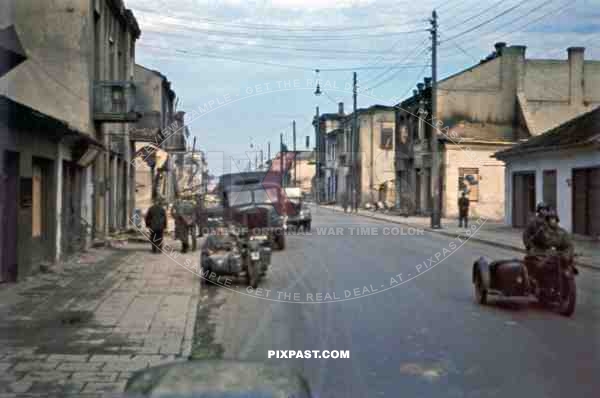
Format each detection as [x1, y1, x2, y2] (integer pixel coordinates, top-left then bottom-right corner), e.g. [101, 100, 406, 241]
[558, 277, 576, 317]
[246, 261, 259, 289]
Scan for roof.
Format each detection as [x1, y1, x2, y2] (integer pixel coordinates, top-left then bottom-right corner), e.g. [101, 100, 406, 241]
[294, 151, 315, 161]
[440, 121, 515, 143]
[495, 106, 600, 159]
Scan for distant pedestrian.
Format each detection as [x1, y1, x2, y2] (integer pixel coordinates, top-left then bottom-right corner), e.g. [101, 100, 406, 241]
[172, 199, 196, 253]
[194, 194, 207, 238]
[458, 191, 470, 228]
[342, 191, 349, 213]
[145, 199, 167, 253]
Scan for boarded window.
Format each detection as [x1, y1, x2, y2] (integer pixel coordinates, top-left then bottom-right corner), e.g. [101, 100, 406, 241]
[380, 128, 393, 149]
[458, 168, 479, 202]
[542, 170, 557, 211]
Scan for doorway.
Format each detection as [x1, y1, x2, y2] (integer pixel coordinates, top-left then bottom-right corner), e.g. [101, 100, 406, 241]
[31, 158, 54, 266]
[1, 151, 19, 282]
[512, 172, 536, 228]
[572, 167, 600, 237]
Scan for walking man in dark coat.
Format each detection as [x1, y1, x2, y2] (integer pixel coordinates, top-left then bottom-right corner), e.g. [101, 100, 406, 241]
[145, 199, 167, 253]
[458, 191, 470, 228]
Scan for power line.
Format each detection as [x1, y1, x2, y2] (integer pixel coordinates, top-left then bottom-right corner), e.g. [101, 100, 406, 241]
[439, 0, 567, 55]
[368, 51, 431, 91]
[141, 44, 429, 71]
[141, 36, 407, 56]
[363, 40, 430, 89]
[134, 6, 427, 32]
[444, 0, 506, 31]
[443, 0, 532, 42]
[139, 42, 404, 62]
[138, 19, 428, 41]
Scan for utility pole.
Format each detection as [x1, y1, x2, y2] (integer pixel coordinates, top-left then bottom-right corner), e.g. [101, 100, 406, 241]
[260, 149, 264, 170]
[315, 106, 320, 203]
[280, 133, 284, 188]
[267, 141, 271, 164]
[430, 10, 441, 229]
[293, 119, 297, 186]
[352, 71, 358, 212]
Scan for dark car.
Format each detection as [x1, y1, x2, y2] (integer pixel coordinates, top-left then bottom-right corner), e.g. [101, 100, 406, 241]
[284, 200, 311, 231]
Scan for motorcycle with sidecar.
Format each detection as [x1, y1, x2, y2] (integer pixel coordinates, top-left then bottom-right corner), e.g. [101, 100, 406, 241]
[200, 219, 271, 289]
[472, 248, 578, 316]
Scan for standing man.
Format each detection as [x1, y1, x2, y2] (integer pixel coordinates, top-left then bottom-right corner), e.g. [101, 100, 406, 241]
[458, 191, 470, 228]
[194, 194, 207, 238]
[145, 199, 167, 253]
[172, 199, 195, 253]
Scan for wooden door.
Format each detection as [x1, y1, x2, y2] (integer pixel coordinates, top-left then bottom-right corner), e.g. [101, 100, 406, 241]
[573, 167, 600, 237]
[512, 172, 536, 228]
[1, 151, 19, 282]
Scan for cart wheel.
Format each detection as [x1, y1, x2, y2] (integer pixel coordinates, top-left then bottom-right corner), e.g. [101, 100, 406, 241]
[558, 278, 576, 317]
[474, 274, 487, 305]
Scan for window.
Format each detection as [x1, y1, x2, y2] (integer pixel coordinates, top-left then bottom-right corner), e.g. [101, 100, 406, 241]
[380, 128, 393, 149]
[459, 168, 479, 202]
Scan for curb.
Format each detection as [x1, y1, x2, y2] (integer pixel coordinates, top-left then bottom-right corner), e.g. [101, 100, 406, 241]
[318, 205, 599, 272]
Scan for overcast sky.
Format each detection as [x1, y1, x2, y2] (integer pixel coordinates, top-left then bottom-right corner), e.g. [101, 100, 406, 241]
[127, 0, 600, 175]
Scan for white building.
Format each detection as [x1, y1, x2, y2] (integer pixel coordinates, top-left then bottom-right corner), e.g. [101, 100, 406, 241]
[495, 107, 600, 236]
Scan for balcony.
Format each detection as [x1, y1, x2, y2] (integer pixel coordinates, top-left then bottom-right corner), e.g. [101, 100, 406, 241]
[130, 111, 162, 142]
[93, 81, 140, 122]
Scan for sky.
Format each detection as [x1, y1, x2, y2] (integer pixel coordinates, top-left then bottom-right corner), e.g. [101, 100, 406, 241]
[127, 0, 600, 176]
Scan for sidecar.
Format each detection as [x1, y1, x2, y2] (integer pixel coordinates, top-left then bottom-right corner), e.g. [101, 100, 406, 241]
[472, 257, 529, 304]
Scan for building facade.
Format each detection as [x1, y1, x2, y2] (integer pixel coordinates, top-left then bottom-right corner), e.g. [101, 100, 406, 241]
[0, 0, 140, 281]
[395, 43, 600, 220]
[495, 107, 600, 236]
[132, 63, 190, 215]
[313, 103, 345, 203]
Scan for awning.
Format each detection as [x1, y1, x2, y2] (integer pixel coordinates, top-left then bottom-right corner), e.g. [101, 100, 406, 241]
[0, 95, 105, 165]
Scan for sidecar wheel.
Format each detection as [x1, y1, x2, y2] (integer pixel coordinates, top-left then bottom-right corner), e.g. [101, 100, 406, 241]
[558, 278, 576, 317]
[474, 273, 488, 305]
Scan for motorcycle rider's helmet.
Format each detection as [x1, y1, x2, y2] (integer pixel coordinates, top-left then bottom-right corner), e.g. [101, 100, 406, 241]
[536, 202, 549, 216]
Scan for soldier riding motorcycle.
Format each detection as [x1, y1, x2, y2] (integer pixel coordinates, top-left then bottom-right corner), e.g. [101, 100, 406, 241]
[473, 208, 578, 316]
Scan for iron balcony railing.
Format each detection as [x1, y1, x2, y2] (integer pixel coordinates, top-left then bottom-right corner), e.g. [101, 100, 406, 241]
[93, 81, 140, 122]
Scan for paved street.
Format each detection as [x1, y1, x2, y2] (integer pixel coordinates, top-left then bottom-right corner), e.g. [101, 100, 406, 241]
[200, 207, 600, 398]
[0, 243, 199, 397]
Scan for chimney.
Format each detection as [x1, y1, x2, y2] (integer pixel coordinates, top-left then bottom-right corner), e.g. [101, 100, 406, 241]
[424, 77, 432, 88]
[338, 102, 344, 115]
[494, 42, 507, 55]
[413, 89, 418, 97]
[568, 47, 585, 105]
[417, 83, 424, 93]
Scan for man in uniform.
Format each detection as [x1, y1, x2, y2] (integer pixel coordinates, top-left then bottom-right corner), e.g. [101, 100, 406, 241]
[145, 199, 167, 253]
[458, 191, 470, 228]
[523, 202, 549, 251]
[172, 198, 196, 253]
[194, 194, 207, 238]
[525, 208, 574, 282]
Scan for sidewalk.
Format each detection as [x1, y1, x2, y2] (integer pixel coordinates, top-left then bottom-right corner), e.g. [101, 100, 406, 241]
[319, 205, 599, 270]
[0, 239, 200, 397]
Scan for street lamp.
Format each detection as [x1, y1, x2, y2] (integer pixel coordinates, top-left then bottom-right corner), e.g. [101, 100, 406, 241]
[314, 69, 322, 96]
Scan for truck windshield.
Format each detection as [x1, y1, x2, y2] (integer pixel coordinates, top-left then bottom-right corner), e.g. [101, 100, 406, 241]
[253, 188, 278, 204]
[228, 190, 253, 206]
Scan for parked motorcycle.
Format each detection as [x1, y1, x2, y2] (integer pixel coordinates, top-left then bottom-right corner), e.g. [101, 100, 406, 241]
[200, 225, 271, 288]
[472, 248, 578, 316]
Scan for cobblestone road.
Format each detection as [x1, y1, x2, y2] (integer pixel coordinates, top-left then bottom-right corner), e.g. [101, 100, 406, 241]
[0, 242, 200, 397]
